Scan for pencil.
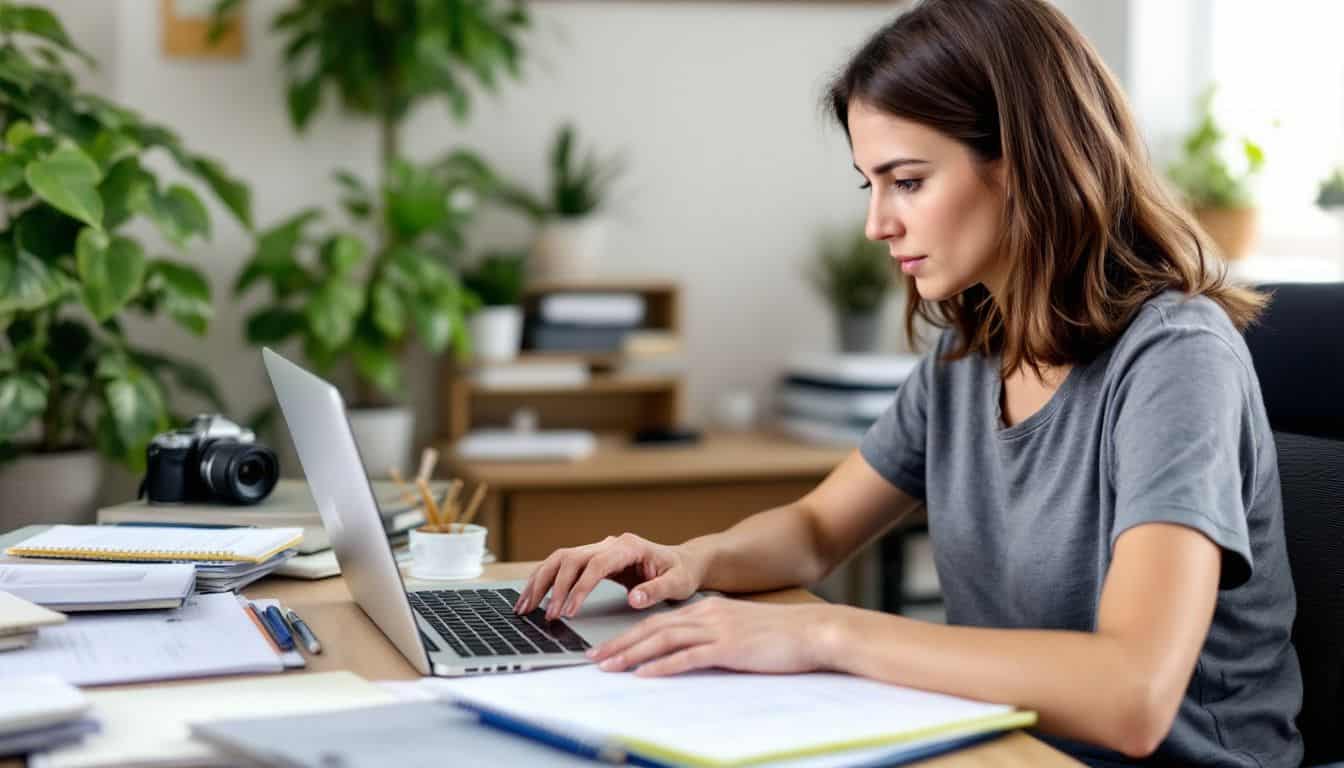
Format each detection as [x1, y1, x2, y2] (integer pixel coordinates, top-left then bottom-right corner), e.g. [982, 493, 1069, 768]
[416, 478, 443, 532]
[389, 466, 418, 505]
[461, 483, 488, 527]
[416, 447, 440, 484]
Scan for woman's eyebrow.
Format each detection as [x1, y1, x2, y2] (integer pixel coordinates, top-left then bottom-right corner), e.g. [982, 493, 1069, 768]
[853, 157, 930, 176]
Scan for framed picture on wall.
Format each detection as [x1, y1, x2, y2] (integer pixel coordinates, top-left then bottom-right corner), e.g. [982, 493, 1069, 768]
[161, 0, 245, 59]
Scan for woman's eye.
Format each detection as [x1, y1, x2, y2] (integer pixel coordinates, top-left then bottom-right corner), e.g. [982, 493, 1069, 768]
[893, 178, 922, 192]
[858, 181, 871, 190]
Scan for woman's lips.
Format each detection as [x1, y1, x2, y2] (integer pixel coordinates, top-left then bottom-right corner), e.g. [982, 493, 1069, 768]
[897, 255, 927, 274]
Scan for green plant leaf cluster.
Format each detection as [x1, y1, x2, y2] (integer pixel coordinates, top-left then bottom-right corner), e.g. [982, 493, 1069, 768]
[235, 155, 508, 402]
[0, 2, 250, 470]
[1166, 86, 1265, 210]
[504, 123, 624, 220]
[1316, 167, 1344, 210]
[807, 225, 897, 315]
[462, 248, 525, 307]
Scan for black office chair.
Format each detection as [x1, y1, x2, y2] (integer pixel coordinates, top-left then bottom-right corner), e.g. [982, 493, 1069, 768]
[1244, 282, 1344, 767]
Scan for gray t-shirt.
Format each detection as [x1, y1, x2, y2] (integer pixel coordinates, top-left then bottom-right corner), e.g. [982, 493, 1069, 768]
[860, 290, 1302, 767]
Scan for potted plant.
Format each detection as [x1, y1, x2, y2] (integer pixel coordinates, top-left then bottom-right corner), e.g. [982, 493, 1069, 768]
[0, 3, 250, 527]
[505, 123, 625, 280]
[463, 249, 526, 363]
[807, 225, 898, 354]
[214, 0, 530, 473]
[1166, 86, 1266, 261]
[1316, 167, 1344, 211]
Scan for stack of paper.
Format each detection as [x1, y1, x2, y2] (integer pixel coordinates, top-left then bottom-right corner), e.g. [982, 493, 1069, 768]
[193, 549, 298, 593]
[455, 429, 596, 462]
[0, 593, 283, 687]
[776, 354, 920, 446]
[0, 591, 67, 652]
[0, 677, 97, 758]
[0, 563, 196, 611]
[426, 664, 1036, 767]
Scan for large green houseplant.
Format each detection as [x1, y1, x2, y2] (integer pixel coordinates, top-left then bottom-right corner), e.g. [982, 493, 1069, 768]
[215, 0, 531, 472]
[0, 3, 251, 525]
[1166, 86, 1266, 261]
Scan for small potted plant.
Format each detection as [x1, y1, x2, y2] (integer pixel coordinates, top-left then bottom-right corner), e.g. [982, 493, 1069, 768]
[807, 225, 898, 354]
[462, 250, 527, 363]
[1166, 86, 1265, 261]
[505, 124, 625, 280]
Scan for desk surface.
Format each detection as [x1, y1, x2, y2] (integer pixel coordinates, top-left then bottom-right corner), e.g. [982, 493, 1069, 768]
[4, 563, 1078, 767]
[441, 430, 851, 489]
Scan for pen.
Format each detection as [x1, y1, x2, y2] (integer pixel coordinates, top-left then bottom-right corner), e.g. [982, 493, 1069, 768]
[243, 602, 281, 653]
[285, 608, 323, 654]
[261, 604, 295, 651]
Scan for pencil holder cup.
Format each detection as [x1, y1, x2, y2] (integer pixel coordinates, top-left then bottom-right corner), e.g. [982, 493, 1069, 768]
[410, 524, 487, 580]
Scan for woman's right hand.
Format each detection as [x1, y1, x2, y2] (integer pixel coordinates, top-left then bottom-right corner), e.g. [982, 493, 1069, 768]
[512, 533, 707, 620]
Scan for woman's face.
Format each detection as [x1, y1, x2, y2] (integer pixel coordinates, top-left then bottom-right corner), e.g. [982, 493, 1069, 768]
[848, 99, 1008, 301]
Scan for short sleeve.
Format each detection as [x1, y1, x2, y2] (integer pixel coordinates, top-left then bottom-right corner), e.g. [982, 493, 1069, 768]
[859, 345, 936, 500]
[1110, 325, 1258, 589]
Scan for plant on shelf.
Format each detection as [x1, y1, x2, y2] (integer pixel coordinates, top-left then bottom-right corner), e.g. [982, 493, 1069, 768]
[1165, 85, 1266, 261]
[1316, 167, 1344, 210]
[214, 0, 532, 471]
[462, 249, 526, 363]
[807, 225, 898, 354]
[0, 3, 251, 524]
[505, 123, 626, 280]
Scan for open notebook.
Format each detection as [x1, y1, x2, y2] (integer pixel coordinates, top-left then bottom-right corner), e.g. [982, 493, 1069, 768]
[426, 665, 1036, 767]
[5, 525, 303, 564]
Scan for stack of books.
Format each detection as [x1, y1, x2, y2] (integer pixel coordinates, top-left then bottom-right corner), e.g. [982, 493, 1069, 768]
[526, 293, 646, 353]
[775, 354, 920, 446]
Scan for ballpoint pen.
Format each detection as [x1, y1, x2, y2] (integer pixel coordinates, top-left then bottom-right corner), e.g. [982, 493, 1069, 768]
[285, 607, 323, 654]
[261, 604, 295, 651]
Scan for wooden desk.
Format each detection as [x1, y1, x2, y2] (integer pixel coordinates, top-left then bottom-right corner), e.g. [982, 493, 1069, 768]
[441, 431, 852, 562]
[3, 564, 1079, 767]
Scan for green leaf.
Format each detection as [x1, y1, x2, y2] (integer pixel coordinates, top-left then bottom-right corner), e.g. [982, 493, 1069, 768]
[286, 73, 323, 131]
[0, 5, 93, 64]
[144, 260, 212, 335]
[47, 319, 93, 372]
[384, 160, 448, 238]
[319, 233, 365, 274]
[4, 121, 36, 150]
[0, 370, 47, 440]
[235, 209, 320, 298]
[25, 145, 104, 229]
[351, 338, 400, 395]
[130, 349, 227, 412]
[371, 279, 405, 338]
[14, 203, 81, 262]
[190, 155, 252, 229]
[132, 184, 211, 247]
[0, 239, 75, 313]
[76, 228, 145, 321]
[98, 358, 168, 471]
[244, 306, 305, 344]
[98, 157, 154, 230]
[87, 130, 140, 172]
[0, 152, 27, 193]
[304, 278, 364, 349]
[412, 296, 454, 354]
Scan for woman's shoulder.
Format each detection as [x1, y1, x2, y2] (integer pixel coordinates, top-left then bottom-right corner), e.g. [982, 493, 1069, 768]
[1107, 289, 1256, 380]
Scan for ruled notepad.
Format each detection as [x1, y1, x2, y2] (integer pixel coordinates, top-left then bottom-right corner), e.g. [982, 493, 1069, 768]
[5, 525, 303, 564]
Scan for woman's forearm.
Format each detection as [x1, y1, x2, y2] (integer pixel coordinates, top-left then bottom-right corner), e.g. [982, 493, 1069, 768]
[679, 502, 830, 594]
[816, 606, 1182, 758]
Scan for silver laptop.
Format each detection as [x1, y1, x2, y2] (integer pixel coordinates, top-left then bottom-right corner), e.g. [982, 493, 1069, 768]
[262, 347, 681, 676]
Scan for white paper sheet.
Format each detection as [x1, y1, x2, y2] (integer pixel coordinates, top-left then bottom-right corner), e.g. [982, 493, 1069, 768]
[0, 593, 283, 686]
[425, 664, 1022, 765]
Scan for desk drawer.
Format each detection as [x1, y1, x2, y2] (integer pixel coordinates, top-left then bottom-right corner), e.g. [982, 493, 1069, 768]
[505, 480, 817, 561]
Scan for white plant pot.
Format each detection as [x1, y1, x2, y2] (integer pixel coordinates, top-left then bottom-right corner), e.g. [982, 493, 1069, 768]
[532, 216, 608, 280]
[469, 306, 524, 363]
[0, 449, 102, 530]
[346, 407, 415, 478]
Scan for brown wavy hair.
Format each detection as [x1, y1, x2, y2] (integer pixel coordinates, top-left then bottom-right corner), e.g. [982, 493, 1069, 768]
[826, 0, 1265, 376]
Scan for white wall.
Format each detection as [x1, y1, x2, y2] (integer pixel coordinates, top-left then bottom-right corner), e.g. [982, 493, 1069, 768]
[45, 1, 1130, 489]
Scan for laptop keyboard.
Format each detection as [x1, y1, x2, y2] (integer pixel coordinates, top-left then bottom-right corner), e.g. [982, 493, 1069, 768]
[408, 588, 591, 658]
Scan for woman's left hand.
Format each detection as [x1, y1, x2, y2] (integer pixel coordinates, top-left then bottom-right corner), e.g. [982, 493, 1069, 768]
[585, 596, 840, 677]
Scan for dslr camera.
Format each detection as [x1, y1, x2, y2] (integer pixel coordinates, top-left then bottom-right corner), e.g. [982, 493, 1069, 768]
[144, 415, 280, 505]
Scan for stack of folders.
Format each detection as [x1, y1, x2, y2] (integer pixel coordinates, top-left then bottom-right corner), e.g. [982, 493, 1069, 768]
[0, 563, 196, 611]
[0, 677, 98, 758]
[4, 526, 303, 593]
[528, 292, 646, 353]
[0, 591, 66, 652]
[776, 354, 921, 446]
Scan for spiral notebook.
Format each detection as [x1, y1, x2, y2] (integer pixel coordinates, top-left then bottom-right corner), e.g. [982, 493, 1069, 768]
[5, 525, 303, 564]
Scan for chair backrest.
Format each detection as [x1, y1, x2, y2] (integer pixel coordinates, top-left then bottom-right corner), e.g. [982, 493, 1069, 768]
[1243, 282, 1344, 766]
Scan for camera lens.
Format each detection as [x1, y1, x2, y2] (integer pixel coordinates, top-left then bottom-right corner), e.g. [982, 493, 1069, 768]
[199, 441, 279, 505]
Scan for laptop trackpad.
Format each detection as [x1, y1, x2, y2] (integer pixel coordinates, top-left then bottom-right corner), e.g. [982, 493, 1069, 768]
[563, 580, 704, 646]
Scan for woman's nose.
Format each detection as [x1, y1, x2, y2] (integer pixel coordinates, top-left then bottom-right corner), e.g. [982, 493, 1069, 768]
[865, 205, 902, 242]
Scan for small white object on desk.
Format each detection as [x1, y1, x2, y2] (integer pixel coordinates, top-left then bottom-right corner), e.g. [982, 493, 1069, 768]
[0, 591, 66, 652]
[0, 676, 88, 736]
[0, 563, 196, 611]
[454, 429, 596, 462]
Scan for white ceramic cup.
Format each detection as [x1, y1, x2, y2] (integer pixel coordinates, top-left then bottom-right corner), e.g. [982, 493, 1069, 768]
[409, 524, 487, 580]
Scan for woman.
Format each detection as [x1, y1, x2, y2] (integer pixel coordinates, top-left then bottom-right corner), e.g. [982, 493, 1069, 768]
[512, 0, 1303, 764]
